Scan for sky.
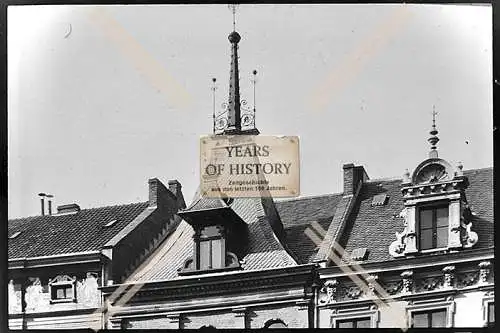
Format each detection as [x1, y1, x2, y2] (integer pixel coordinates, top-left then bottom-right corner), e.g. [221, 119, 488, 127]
[8, 4, 492, 218]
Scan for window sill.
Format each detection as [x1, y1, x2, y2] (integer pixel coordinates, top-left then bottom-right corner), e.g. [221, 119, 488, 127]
[49, 298, 76, 304]
[178, 265, 242, 276]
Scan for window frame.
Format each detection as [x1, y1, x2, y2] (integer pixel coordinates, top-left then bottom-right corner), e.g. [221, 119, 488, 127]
[417, 201, 450, 252]
[330, 306, 379, 328]
[482, 293, 494, 327]
[196, 225, 226, 271]
[48, 275, 77, 304]
[406, 298, 455, 328]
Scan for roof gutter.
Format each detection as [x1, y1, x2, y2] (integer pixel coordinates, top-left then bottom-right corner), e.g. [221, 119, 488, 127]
[8, 250, 103, 270]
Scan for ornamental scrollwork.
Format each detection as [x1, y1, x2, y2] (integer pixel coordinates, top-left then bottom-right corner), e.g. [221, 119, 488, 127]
[389, 208, 408, 257]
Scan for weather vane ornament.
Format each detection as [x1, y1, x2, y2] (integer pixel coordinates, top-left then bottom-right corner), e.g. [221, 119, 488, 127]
[428, 106, 439, 158]
[228, 4, 239, 31]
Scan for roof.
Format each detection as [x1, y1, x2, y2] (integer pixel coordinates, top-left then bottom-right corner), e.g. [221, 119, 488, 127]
[127, 197, 297, 282]
[276, 167, 493, 265]
[340, 168, 493, 264]
[8, 202, 149, 259]
[275, 194, 343, 264]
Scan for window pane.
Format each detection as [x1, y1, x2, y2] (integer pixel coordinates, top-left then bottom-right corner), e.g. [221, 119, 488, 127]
[337, 320, 353, 328]
[436, 207, 448, 227]
[56, 288, 65, 299]
[412, 312, 429, 328]
[211, 239, 223, 269]
[199, 240, 211, 269]
[356, 318, 371, 328]
[488, 303, 494, 323]
[436, 226, 448, 248]
[420, 228, 434, 250]
[420, 209, 433, 229]
[431, 309, 446, 327]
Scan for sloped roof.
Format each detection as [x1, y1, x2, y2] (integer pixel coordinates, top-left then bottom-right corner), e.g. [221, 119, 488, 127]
[8, 202, 149, 259]
[275, 194, 343, 264]
[339, 168, 493, 264]
[274, 167, 492, 265]
[127, 197, 297, 282]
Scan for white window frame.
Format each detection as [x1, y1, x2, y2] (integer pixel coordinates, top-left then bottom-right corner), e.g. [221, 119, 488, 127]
[330, 305, 379, 328]
[406, 298, 455, 328]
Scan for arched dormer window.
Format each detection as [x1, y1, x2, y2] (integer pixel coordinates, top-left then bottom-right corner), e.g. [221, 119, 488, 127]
[389, 158, 478, 257]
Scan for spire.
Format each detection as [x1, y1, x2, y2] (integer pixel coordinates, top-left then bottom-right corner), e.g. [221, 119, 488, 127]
[428, 106, 439, 158]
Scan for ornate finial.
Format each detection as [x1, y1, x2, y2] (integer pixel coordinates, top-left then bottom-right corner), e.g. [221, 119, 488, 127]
[225, 4, 242, 134]
[228, 4, 239, 31]
[402, 168, 411, 183]
[211, 78, 217, 134]
[251, 70, 257, 127]
[428, 107, 439, 158]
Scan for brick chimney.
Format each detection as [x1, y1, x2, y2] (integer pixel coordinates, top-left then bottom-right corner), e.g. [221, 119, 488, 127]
[343, 163, 369, 195]
[168, 179, 186, 210]
[148, 178, 170, 207]
[57, 203, 80, 214]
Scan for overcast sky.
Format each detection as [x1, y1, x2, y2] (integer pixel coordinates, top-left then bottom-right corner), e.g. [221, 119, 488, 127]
[8, 4, 492, 218]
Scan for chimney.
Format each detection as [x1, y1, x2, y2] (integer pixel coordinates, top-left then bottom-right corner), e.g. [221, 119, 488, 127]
[148, 178, 170, 207]
[343, 163, 369, 195]
[46, 194, 54, 215]
[38, 193, 46, 216]
[168, 179, 186, 209]
[57, 203, 80, 215]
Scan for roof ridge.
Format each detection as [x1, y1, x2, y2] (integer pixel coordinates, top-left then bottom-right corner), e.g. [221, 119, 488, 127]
[8, 201, 148, 221]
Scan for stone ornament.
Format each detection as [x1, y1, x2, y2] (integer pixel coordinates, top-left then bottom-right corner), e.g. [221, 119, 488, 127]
[442, 266, 455, 289]
[76, 273, 101, 307]
[389, 208, 408, 257]
[319, 279, 338, 304]
[366, 274, 379, 295]
[420, 277, 441, 291]
[8, 280, 22, 313]
[478, 261, 491, 284]
[400, 270, 414, 294]
[25, 277, 46, 311]
[345, 286, 362, 300]
[457, 271, 478, 287]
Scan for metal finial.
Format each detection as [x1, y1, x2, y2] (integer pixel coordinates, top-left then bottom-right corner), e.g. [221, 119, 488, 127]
[212, 78, 217, 133]
[251, 70, 257, 127]
[228, 4, 239, 31]
[428, 107, 439, 158]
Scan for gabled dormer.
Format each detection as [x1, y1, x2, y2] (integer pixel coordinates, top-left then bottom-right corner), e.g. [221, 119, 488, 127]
[389, 114, 478, 257]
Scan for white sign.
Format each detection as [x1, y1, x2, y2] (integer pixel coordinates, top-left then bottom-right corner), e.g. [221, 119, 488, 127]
[200, 135, 300, 198]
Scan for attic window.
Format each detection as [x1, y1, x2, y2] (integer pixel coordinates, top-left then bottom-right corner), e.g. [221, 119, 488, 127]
[371, 194, 388, 206]
[350, 248, 368, 261]
[103, 219, 118, 228]
[9, 231, 21, 239]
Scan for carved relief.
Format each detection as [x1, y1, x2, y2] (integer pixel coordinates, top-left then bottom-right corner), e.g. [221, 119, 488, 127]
[419, 277, 442, 291]
[478, 261, 491, 284]
[76, 273, 101, 307]
[400, 270, 414, 294]
[25, 278, 47, 312]
[319, 279, 338, 304]
[8, 280, 22, 313]
[457, 271, 478, 287]
[384, 280, 402, 295]
[442, 266, 455, 289]
[389, 208, 408, 257]
[366, 274, 379, 296]
[344, 286, 362, 300]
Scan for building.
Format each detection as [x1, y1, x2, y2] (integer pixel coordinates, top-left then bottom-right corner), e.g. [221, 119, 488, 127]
[8, 17, 494, 330]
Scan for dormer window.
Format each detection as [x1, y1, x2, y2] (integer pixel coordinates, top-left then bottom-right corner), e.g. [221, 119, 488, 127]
[418, 204, 448, 250]
[199, 225, 224, 270]
[389, 158, 478, 258]
[49, 275, 76, 303]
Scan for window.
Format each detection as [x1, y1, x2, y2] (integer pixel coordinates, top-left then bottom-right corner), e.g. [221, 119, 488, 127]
[198, 226, 224, 270]
[411, 309, 447, 328]
[487, 303, 494, 327]
[337, 317, 371, 328]
[419, 205, 448, 250]
[48, 275, 76, 303]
